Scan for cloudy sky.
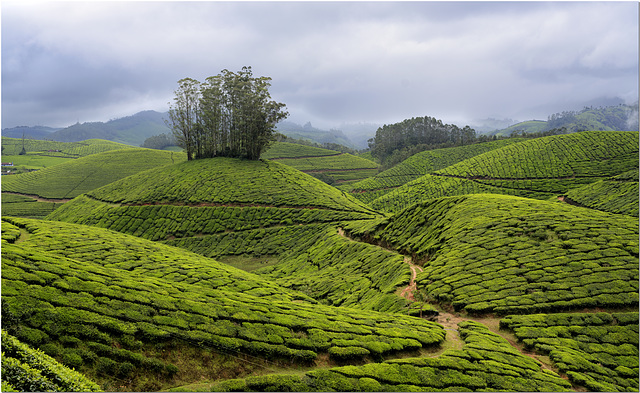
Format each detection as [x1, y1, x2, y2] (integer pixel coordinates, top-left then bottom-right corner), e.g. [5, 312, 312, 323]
[2, 1, 638, 130]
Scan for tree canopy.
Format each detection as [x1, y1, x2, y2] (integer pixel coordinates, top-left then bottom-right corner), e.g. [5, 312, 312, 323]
[166, 67, 288, 160]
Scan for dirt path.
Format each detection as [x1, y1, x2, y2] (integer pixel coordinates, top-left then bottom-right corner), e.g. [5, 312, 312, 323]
[399, 256, 423, 301]
[3, 192, 72, 203]
[337, 227, 423, 302]
[336, 226, 558, 374]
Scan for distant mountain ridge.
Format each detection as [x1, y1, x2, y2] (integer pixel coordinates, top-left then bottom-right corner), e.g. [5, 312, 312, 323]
[1, 110, 170, 147]
[490, 103, 639, 136]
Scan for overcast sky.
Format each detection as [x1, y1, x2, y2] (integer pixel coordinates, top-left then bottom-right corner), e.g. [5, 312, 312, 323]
[2, 1, 638, 130]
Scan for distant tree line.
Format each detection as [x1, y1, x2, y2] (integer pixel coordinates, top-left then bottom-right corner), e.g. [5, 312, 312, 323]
[166, 67, 289, 160]
[141, 133, 177, 150]
[367, 116, 478, 169]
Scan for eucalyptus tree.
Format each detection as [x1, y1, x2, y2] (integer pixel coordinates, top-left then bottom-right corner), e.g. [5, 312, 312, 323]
[168, 67, 288, 160]
[166, 78, 201, 160]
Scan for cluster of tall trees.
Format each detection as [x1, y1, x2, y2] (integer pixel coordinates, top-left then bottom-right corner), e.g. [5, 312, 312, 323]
[166, 67, 288, 160]
[141, 133, 177, 150]
[368, 116, 477, 168]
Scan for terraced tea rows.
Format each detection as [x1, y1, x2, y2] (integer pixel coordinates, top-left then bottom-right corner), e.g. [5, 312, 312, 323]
[1, 194, 61, 218]
[2, 149, 187, 201]
[563, 169, 639, 217]
[344, 194, 639, 315]
[501, 312, 639, 392]
[261, 142, 341, 159]
[368, 131, 638, 213]
[1, 330, 100, 392]
[207, 321, 572, 392]
[345, 138, 524, 204]
[46, 195, 375, 241]
[2, 217, 445, 391]
[1, 137, 133, 158]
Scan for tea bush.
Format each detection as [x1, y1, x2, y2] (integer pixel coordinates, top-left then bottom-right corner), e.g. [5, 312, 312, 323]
[1, 330, 100, 392]
[210, 321, 572, 392]
[2, 217, 445, 389]
[345, 194, 639, 315]
[501, 312, 639, 391]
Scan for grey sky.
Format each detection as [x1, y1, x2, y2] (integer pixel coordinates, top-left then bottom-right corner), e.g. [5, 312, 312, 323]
[2, 1, 638, 130]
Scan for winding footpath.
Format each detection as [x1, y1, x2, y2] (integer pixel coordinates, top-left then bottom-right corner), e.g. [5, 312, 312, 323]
[336, 225, 559, 374]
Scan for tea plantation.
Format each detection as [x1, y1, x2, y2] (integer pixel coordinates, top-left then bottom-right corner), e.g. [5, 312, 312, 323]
[344, 194, 639, 315]
[345, 138, 525, 204]
[2, 217, 445, 391]
[501, 312, 639, 392]
[2, 148, 187, 201]
[370, 131, 638, 212]
[563, 169, 639, 217]
[205, 321, 572, 392]
[2, 130, 639, 392]
[264, 142, 379, 185]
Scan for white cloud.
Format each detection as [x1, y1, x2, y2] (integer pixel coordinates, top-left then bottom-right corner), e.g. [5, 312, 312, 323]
[2, 1, 638, 129]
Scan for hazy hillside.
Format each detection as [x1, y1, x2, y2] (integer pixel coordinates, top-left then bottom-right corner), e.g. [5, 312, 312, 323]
[1, 125, 62, 140]
[491, 103, 639, 136]
[39, 111, 171, 146]
[276, 121, 356, 148]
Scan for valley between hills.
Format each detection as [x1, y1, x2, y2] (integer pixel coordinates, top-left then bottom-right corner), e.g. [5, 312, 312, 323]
[1, 130, 638, 392]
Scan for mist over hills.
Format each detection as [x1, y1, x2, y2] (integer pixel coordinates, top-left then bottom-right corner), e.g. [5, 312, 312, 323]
[2, 99, 638, 151]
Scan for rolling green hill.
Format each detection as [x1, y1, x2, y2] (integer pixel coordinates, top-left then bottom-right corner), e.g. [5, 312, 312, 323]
[344, 138, 525, 204]
[344, 194, 638, 315]
[1, 149, 188, 219]
[2, 217, 444, 391]
[263, 142, 379, 185]
[46, 158, 416, 313]
[563, 169, 639, 217]
[3, 127, 639, 392]
[1, 137, 135, 172]
[370, 131, 639, 213]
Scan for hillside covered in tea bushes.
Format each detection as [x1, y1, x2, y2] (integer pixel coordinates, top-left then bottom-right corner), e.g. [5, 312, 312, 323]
[370, 131, 638, 212]
[1, 130, 638, 392]
[2, 217, 445, 391]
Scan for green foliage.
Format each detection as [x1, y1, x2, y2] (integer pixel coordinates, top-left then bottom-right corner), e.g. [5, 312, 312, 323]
[346, 194, 639, 314]
[261, 141, 341, 159]
[2, 217, 445, 390]
[2, 148, 187, 200]
[564, 169, 639, 217]
[168, 67, 288, 160]
[211, 321, 572, 392]
[347, 138, 525, 203]
[1, 330, 101, 392]
[371, 131, 639, 213]
[502, 312, 639, 391]
[368, 116, 477, 167]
